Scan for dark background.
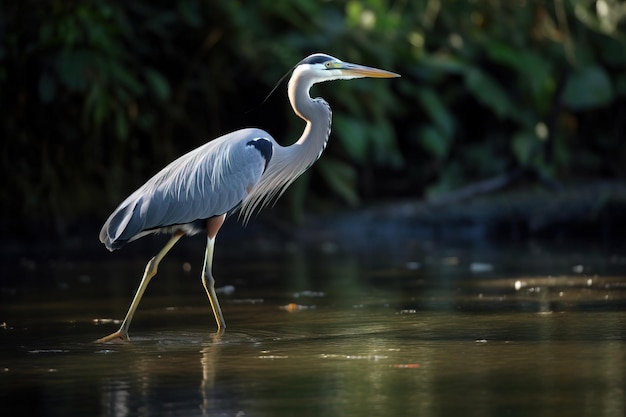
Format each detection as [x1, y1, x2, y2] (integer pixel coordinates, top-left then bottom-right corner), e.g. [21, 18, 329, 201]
[2, 0, 625, 243]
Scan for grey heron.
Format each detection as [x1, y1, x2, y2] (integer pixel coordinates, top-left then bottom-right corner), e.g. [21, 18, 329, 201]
[96, 53, 399, 342]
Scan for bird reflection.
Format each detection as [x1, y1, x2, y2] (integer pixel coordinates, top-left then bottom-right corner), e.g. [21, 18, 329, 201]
[101, 379, 132, 417]
[199, 332, 222, 416]
[98, 332, 228, 417]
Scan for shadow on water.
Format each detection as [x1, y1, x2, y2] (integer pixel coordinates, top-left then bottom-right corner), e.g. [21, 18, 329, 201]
[1, 238, 625, 417]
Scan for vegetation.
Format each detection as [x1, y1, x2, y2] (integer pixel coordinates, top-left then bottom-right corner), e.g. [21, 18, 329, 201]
[2, 0, 625, 237]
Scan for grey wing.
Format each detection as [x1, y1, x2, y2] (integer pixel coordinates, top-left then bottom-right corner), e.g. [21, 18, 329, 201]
[100, 128, 273, 250]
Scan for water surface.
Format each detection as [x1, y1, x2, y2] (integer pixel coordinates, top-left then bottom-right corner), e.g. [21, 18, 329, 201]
[1, 240, 625, 416]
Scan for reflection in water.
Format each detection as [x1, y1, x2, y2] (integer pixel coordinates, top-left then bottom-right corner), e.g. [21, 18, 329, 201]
[89, 311, 625, 417]
[199, 334, 221, 417]
[1, 241, 625, 416]
[101, 380, 131, 417]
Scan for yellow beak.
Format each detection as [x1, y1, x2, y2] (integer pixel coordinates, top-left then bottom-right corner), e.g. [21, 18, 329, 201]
[338, 62, 401, 78]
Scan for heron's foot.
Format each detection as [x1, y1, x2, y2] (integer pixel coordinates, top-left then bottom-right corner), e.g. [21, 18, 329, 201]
[213, 326, 225, 339]
[207, 330, 223, 345]
[95, 329, 130, 343]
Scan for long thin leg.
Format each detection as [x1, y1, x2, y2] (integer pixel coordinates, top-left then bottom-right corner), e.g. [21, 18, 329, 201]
[202, 215, 226, 333]
[96, 232, 184, 343]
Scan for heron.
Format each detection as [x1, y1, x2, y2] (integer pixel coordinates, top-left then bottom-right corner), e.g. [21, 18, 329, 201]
[96, 53, 399, 342]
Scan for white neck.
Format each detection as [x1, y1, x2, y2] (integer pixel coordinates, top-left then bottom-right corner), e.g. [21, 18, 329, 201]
[240, 68, 332, 221]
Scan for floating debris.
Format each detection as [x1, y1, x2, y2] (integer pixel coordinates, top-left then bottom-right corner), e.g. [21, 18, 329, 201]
[93, 318, 121, 325]
[231, 298, 264, 304]
[293, 290, 325, 298]
[319, 354, 389, 361]
[470, 262, 494, 273]
[405, 261, 421, 270]
[391, 363, 420, 369]
[78, 274, 91, 284]
[281, 303, 315, 312]
[27, 350, 69, 354]
[216, 285, 235, 295]
[320, 241, 338, 254]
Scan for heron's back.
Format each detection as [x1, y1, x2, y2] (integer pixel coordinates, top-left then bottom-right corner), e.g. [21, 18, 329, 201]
[100, 128, 273, 250]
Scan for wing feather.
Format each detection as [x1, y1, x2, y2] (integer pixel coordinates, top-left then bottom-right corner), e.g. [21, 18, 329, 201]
[100, 128, 271, 250]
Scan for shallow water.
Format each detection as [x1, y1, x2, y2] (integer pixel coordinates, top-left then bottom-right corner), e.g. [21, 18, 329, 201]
[1, 239, 625, 416]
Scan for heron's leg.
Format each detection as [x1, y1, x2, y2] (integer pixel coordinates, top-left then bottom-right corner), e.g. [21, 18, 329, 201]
[96, 232, 185, 343]
[202, 215, 226, 333]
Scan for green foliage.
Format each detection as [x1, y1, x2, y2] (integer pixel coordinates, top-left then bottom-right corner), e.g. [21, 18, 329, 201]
[563, 66, 614, 110]
[317, 157, 360, 207]
[1, 0, 626, 236]
[396, 0, 626, 197]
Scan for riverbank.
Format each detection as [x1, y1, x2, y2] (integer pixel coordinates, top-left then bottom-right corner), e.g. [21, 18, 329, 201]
[2, 181, 625, 260]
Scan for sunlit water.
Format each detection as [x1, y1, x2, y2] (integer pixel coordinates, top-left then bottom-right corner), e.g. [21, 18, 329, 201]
[1, 239, 625, 417]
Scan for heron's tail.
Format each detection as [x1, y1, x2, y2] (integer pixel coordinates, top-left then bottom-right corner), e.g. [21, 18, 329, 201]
[99, 199, 140, 251]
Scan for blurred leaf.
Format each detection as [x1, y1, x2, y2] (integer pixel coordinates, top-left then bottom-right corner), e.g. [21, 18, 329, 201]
[419, 53, 467, 75]
[84, 18, 116, 51]
[597, 36, 626, 67]
[145, 69, 170, 101]
[115, 109, 129, 140]
[573, 1, 626, 37]
[56, 50, 90, 91]
[178, 1, 202, 27]
[84, 84, 109, 126]
[464, 67, 514, 119]
[110, 63, 143, 95]
[563, 66, 614, 111]
[345, 1, 365, 28]
[38, 73, 57, 103]
[465, 142, 507, 176]
[333, 114, 369, 164]
[415, 87, 454, 137]
[317, 157, 359, 206]
[369, 119, 404, 168]
[485, 41, 553, 110]
[486, 42, 548, 78]
[511, 130, 537, 166]
[285, 170, 311, 223]
[418, 125, 449, 160]
[553, 134, 570, 169]
[143, 10, 178, 35]
[616, 75, 626, 97]
[425, 162, 464, 198]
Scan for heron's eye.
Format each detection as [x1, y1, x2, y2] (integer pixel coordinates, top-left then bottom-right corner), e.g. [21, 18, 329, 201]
[325, 62, 332, 69]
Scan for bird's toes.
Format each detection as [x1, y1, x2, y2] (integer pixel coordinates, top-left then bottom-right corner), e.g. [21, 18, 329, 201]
[94, 330, 130, 344]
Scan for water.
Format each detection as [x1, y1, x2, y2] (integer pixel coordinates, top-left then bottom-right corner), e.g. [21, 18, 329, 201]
[1, 239, 625, 416]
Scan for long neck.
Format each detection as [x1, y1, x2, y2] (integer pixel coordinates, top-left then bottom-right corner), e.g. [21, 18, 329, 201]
[288, 74, 332, 160]
[240, 74, 332, 221]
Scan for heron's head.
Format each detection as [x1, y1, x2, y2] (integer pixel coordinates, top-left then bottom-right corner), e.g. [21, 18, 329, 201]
[294, 53, 400, 83]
